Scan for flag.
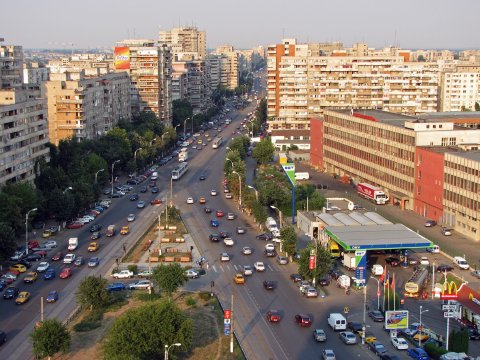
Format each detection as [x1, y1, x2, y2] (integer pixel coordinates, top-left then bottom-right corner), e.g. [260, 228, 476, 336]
[390, 272, 396, 290]
[384, 272, 390, 287]
[379, 266, 386, 283]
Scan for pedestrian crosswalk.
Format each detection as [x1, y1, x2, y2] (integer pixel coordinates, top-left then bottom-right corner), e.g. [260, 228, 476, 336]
[211, 263, 286, 273]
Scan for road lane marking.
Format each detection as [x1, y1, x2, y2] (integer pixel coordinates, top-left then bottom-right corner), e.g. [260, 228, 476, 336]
[268, 265, 274, 271]
[212, 265, 217, 273]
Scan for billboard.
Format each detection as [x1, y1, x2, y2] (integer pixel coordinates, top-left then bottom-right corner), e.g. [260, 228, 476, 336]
[114, 47, 130, 70]
[385, 310, 409, 330]
[440, 281, 459, 300]
[281, 163, 295, 186]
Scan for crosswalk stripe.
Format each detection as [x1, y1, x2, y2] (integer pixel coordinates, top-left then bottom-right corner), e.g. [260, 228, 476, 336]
[268, 265, 274, 271]
[212, 265, 217, 273]
[233, 265, 238, 271]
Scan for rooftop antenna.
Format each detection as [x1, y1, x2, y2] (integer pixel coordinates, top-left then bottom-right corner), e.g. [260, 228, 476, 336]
[133, 28, 136, 39]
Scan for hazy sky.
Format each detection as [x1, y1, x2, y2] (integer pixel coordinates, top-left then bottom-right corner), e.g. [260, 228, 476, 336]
[3, 0, 479, 50]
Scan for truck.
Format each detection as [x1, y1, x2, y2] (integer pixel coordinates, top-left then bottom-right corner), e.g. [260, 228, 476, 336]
[327, 240, 341, 259]
[67, 238, 78, 251]
[356, 183, 389, 205]
[342, 253, 356, 270]
[178, 150, 188, 162]
[106, 225, 116, 237]
[294, 172, 310, 180]
[404, 268, 429, 298]
[336, 275, 351, 289]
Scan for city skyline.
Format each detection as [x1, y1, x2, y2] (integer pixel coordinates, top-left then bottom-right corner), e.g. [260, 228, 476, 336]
[3, 0, 480, 50]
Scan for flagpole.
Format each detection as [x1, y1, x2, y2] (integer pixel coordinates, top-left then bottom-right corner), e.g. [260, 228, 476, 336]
[393, 273, 396, 311]
[382, 268, 386, 312]
[387, 271, 390, 311]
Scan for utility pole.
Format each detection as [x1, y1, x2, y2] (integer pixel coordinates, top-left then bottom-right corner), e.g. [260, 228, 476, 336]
[230, 294, 234, 353]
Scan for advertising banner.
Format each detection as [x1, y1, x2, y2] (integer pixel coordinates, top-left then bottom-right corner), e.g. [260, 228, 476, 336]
[114, 47, 130, 70]
[282, 163, 295, 186]
[385, 310, 409, 330]
[309, 255, 316, 270]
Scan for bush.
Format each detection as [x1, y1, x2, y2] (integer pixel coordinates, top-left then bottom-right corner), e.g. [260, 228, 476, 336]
[135, 293, 161, 302]
[73, 310, 103, 332]
[185, 296, 196, 307]
[198, 292, 212, 301]
[424, 342, 448, 359]
[127, 264, 138, 274]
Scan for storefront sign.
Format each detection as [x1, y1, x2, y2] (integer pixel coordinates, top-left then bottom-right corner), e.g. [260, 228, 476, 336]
[309, 255, 316, 270]
[440, 281, 459, 300]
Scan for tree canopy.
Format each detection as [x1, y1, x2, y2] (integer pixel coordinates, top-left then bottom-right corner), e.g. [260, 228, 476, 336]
[151, 263, 187, 297]
[30, 319, 70, 358]
[76, 276, 111, 310]
[297, 244, 332, 282]
[252, 138, 275, 165]
[280, 226, 297, 256]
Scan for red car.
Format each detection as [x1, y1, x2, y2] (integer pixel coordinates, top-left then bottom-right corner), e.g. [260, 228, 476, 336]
[216, 210, 225, 217]
[150, 199, 162, 205]
[295, 314, 312, 327]
[266, 310, 281, 323]
[28, 240, 39, 250]
[59, 267, 72, 279]
[66, 222, 83, 229]
[51, 252, 63, 261]
[34, 250, 47, 258]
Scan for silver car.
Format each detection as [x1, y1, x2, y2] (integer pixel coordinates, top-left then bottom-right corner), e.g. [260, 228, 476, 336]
[128, 280, 152, 290]
[277, 256, 288, 265]
[339, 331, 357, 345]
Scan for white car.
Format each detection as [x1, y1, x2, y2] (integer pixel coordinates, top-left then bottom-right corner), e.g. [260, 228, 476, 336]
[391, 337, 409, 350]
[127, 213, 136, 222]
[223, 237, 234, 246]
[420, 257, 430, 266]
[242, 246, 252, 255]
[210, 190, 218, 196]
[185, 269, 199, 279]
[227, 213, 235, 220]
[220, 253, 230, 261]
[322, 349, 336, 360]
[265, 243, 275, 251]
[305, 287, 318, 297]
[254, 262, 265, 272]
[113, 270, 134, 279]
[128, 280, 152, 290]
[243, 265, 253, 276]
[42, 240, 57, 249]
[225, 193, 233, 199]
[63, 253, 76, 264]
[36, 262, 50, 272]
[76, 217, 91, 224]
[186, 197, 194, 204]
[271, 229, 281, 238]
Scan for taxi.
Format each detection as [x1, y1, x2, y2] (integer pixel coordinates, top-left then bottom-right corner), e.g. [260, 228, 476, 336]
[199, 197, 206, 204]
[234, 273, 245, 284]
[9, 264, 27, 274]
[120, 226, 130, 235]
[15, 291, 31, 305]
[23, 271, 38, 283]
[87, 242, 99, 252]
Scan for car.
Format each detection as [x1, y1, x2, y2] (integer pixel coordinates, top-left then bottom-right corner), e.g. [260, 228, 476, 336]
[220, 253, 230, 262]
[46, 290, 59, 303]
[204, 207, 212, 214]
[128, 280, 152, 290]
[137, 201, 146, 209]
[234, 273, 245, 284]
[36, 262, 50, 272]
[27, 240, 40, 250]
[441, 227, 452, 236]
[185, 269, 199, 279]
[263, 280, 276, 290]
[290, 273, 304, 282]
[271, 228, 280, 238]
[187, 197, 194, 204]
[419, 257, 430, 266]
[471, 269, 480, 279]
[113, 270, 134, 279]
[369, 310, 385, 322]
[347, 321, 363, 333]
[210, 189, 217, 196]
[385, 257, 400, 266]
[304, 287, 318, 298]
[313, 329, 327, 342]
[318, 276, 331, 286]
[465, 327, 480, 340]
[225, 193, 233, 199]
[216, 209, 224, 217]
[59, 267, 73, 279]
[358, 330, 377, 343]
[63, 253, 76, 264]
[15, 291, 30, 305]
[199, 197, 206, 204]
[339, 331, 357, 344]
[264, 249, 276, 257]
[254, 262, 265, 271]
[129, 194, 139, 201]
[243, 265, 253, 276]
[127, 214, 136, 222]
[88, 242, 99, 252]
[89, 224, 102, 232]
[413, 332, 429, 342]
[368, 341, 388, 356]
[223, 237, 234, 246]
[380, 355, 400, 360]
[137, 269, 153, 279]
[33, 250, 48, 258]
[199, 175, 206, 181]
[88, 257, 100, 267]
[42, 229, 55, 238]
[256, 233, 273, 241]
[236, 226, 246, 234]
[223, 187, 229, 193]
[242, 246, 252, 255]
[151, 187, 159, 194]
[9, 264, 27, 273]
[210, 219, 220, 227]
[209, 233, 221, 242]
[25, 253, 41, 262]
[266, 310, 281, 323]
[424, 220, 437, 227]
[120, 226, 129, 235]
[107, 282, 126, 292]
[9, 251, 25, 262]
[321, 349, 336, 360]
[51, 252, 63, 261]
[3, 286, 19, 300]
[295, 314, 312, 327]
[437, 264, 454, 272]
[391, 336, 409, 350]
[41, 240, 58, 249]
[227, 212, 235, 220]
[150, 198, 162, 205]
[275, 255, 288, 265]
[23, 271, 38, 284]
[66, 222, 83, 229]
[265, 243, 275, 251]
[407, 348, 429, 360]
[140, 186, 148, 193]
[74, 256, 85, 267]
[43, 268, 56, 280]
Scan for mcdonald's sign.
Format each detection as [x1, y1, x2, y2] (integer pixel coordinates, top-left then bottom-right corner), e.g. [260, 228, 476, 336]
[440, 281, 459, 300]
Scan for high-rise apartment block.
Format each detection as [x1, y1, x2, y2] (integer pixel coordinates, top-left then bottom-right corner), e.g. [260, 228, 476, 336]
[440, 63, 480, 112]
[47, 53, 114, 76]
[23, 62, 49, 85]
[114, 39, 172, 123]
[159, 27, 206, 60]
[172, 60, 208, 114]
[211, 45, 239, 90]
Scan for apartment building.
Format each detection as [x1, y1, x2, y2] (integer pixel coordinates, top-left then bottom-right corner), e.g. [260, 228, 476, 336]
[211, 45, 239, 90]
[206, 55, 222, 91]
[47, 53, 114, 76]
[114, 39, 172, 123]
[0, 44, 23, 88]
[23, 62, 49, 85]
[43, 71, 131, 145]
[172, 60, 208, 114]
[159, 27, 206, 60]
[440, 64, 480, 112]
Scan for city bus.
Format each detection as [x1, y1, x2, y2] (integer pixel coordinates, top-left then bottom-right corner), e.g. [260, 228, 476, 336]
[212, 136, 223, 149]
[172, 162, 188, 180]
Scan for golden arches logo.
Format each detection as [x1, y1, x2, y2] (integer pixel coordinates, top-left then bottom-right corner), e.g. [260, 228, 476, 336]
[442, 281, 458, 295]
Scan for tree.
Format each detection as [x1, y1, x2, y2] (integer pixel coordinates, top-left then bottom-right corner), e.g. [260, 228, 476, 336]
[417, 55, 426, 62]
[297, 244, 332, 282]
[30, 319, 70, 359]
[76, 276, 111, 310]
[476, 102, 480, 112]
[280, 226, 297, 256]
[151, 263, 187, 297]
[103, 301, 193, 360]
[0, 222, 16, 261]
[253, 138, 275, 165]
[0, 192, 24, 233]
[172, 99, 193, 129]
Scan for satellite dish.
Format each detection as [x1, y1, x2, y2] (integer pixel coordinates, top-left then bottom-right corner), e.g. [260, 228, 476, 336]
[347, 202, 354, 211]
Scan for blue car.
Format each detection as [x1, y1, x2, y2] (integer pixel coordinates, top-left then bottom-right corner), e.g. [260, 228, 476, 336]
[407, 348, 429, 360]
[94, 206, 105, 213]
[46, 290, 59, 303]
[88, 257, 100, 268]
[210, 219, 220, 227]
[43, 268, 56, 280]
[107, 282, 126, 292]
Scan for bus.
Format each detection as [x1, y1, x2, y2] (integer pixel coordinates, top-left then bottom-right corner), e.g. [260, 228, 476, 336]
[212, 136, 223, 149]
[172, 162, 188, 180]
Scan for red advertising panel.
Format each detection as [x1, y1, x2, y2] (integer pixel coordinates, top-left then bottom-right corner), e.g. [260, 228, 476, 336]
[114, 47, 130, 70]
[309, 255, 316, 270]
[224, 309, 231, 319]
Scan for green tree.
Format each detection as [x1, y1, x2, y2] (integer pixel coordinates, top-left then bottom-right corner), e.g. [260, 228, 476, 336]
[417, 55, 426, 62]
[2, 182, 38, 216]
[476, 102, 480, 111]
[103, 301, 193, 360]
[151, 263, 187, 297]
[296, 184, 325, 211]
[0, 222, 16, 261]
[0, 192, 24, 233]
[297, 244, 332, 282]
[280, 226, 297, 256]
[172, 99, 193, 130]
[253, 138, 275, 164]
[30, 319, 70, 359]
[449, 328, 469, 353]
[227, 136, 250, 159]
[76, 276, 111, 310]
[251, 201, 267, 226]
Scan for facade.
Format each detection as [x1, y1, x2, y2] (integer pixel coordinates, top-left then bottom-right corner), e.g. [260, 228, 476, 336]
[0, 44, 24, 88]
[43, 71, 131, 145]
[206, 55, 222, 91]
[440, 65, 480, 112]
[212, 45, 239, 90]
[270, 129, 310, 150]
[23, 62, 49, 85]
[172, 60, 208, 114]
[47, 53, 114, 76]
[159, 27, 206, 60]
[115, 40, 172, 123]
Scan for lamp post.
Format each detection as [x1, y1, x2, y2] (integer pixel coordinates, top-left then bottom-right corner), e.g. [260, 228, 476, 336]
[232, 170, 242, 207]
[247, 185, 259, 202]
[63, 186, 73, 194]
[164, 343, 181, 360]
[370, 276, 381, 310]
[94, 169, 105, 184]
[362, 284, 368, 344]
[270, 205, 283, 228]
[419, 306, 429, 347]
[225, 157, 234, 173]
[111, 160, 120, 197]
[183, 118, 189, 138]
[191, 116, 194, 133]
[134, 147, 142, 173]
[25, 208, 37, 255]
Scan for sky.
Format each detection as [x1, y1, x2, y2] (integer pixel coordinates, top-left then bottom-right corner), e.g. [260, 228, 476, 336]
[3, 0, 480, 50]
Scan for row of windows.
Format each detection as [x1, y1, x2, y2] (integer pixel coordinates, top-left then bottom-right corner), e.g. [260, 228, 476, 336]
[445, 160, 480, 175]
[444, 190, 480, 211]
[444, 173, 480, 193]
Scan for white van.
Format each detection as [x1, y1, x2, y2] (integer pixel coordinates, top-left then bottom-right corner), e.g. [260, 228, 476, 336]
[453, 256, 469, 270]
[294, 172, 310, 180]
[151, 172, 158, 181]
[265, 217, 278, 231]
[328, 313, 347, 331]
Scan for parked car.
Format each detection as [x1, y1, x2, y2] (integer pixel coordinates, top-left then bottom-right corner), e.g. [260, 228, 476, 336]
[107, 283, 126, 292]
[424, 220, 437, 227]
[391, 336, 409, 350]
[368, 342, 388, 356]
[348, 322, 363, 334]
[437, 264, 454, 272]
[25, 253, 41, 262]
[113, 270, 134, 279]
[290, 273, 304, 282]
[407, 348, 429, 360]
[128, 280, 152, 290]
[369, 310, 385, 322]
[185, 269, 199, 279]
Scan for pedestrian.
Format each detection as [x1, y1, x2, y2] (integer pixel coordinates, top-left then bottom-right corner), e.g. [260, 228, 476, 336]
[206, 262, 209, 270]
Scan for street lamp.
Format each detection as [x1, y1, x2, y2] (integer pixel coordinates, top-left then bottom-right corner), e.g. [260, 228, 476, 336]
[25, 208, 37, 255]
[270, 205, 283, 228]
[232, 170, 242, 207]
[225, 157, 234, 173]
[247, 185, 259, 202]
[419, 306, 429, 347]
[150, 138, 157, 146]
[134, 147, 142, 164]
[370, 276, 381, 310]
[94, 169, 105, 184]
[164, 343, 181, 360]
[111, 160, 120, 197]
[183, 118, 189, 138]
[63, 186, 73, 194]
